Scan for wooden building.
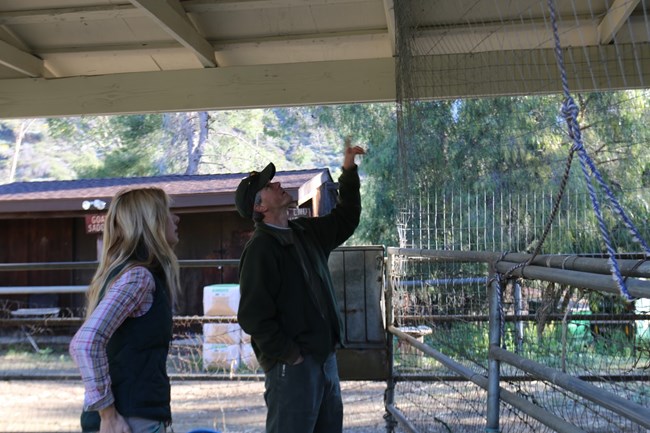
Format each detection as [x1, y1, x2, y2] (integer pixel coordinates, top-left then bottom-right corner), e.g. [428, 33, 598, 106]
[0, 168, 337, 315]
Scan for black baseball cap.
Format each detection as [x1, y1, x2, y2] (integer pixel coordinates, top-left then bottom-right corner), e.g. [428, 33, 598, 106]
[235, 163, 276, 219]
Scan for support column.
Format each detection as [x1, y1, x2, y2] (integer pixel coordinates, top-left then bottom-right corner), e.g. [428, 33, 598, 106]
[486, 269, 502, 432]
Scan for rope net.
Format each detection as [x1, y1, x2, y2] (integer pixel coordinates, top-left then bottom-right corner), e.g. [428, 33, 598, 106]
[393, 1, 650, 431]
[395, 0, 650, 201]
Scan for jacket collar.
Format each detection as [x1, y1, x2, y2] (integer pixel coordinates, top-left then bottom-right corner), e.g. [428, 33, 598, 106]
[254, 221, 305, 246]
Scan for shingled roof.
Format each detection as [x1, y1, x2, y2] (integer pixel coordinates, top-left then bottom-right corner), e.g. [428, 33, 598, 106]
[0, 169, 332, 217]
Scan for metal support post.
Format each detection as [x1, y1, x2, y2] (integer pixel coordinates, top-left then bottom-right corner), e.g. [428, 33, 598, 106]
[513, 280, 524, 354]
[486, 270, 502, 433]
[384, 254, 397, 432]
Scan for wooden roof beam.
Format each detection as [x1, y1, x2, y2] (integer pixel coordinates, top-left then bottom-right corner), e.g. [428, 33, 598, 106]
[35, 30, 388, 55]
[0, 1, 373, 24]
[598, 0, 640, 44]
[0, 58, 396, 118]
[383, 0, 396, 56]
[129, 0, 217, 67]
[183, 0, 375, 12]
[0, 4, 140, 25]
[0, 40, 44, 77]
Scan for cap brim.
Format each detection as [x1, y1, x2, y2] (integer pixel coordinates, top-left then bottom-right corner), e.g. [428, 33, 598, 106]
[257, 162, 275, 187]
[234, 162, 277, 219]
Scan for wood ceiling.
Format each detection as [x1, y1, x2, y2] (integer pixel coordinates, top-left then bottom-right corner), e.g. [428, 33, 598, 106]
[0, 0, 646, 118]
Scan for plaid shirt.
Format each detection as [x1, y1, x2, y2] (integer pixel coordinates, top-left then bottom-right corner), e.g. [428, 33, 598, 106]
[69, 266, 155, 411]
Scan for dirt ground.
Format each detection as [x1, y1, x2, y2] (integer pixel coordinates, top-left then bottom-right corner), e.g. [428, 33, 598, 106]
[0, 379, 388, 433]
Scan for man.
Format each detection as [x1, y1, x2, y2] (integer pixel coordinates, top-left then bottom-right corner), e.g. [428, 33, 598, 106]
[235, 142, 365, 433]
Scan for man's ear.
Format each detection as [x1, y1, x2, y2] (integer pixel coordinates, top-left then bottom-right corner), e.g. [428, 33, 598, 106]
[253, 203, 266, 214]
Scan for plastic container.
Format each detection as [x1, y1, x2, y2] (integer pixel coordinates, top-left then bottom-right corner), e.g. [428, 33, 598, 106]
[203, 323, 241, 344]
[240, 343, 260, 372]
[203, 343, 239, 371]
[203, 284, 240, 316]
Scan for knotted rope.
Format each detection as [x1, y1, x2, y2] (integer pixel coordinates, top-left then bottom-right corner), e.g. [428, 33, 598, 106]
[504, 0, 650, 301]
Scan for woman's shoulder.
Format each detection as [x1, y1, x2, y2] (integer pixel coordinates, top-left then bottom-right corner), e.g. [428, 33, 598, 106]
[122, 264, 154, 276]
[106, 266, 158, 312]
[115, 265, 156, 288]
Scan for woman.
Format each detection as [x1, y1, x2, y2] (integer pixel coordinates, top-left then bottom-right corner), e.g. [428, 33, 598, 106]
[70, 188, 180, 433]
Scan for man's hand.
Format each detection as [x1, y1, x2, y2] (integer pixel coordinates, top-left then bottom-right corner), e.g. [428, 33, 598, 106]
[99, 404, 131, 433]
[343, 137, 366, 170]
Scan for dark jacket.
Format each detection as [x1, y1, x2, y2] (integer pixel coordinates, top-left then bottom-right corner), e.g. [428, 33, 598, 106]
[237, 166, 361, 372]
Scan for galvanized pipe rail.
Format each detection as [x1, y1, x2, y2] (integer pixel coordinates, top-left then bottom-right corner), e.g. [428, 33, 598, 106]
[0, 316, 239, 327]
[486, 279, 500, 431]
[504, 253, 650, 277]
[0, 259, 240, 296]
[387, 247, 650, 433]
[387, 247, 650, 297]
[490, 346, 650, 429]
[389, 326, 588, 433]
[385, 403, 419, 433]
[0, 259, 239, 272]
[494, 260, 650, 298]
[398, 313, 648, 323]
[393, 373, 650, 383]
[387, 248, 650, 278]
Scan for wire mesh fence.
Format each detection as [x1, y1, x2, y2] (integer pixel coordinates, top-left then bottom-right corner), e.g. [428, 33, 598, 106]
[388, 249, 650, 433]
[0, 247, 389, 432]
[396, 184, 650, 254]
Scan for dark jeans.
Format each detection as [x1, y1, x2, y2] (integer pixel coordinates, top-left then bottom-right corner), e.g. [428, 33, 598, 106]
[264, 352, 343, 433]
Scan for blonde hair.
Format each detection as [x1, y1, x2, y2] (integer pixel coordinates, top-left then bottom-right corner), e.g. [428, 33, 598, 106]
[85, 187, 180, 317]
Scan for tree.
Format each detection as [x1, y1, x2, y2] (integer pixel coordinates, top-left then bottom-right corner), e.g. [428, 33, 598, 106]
[47, 114, 166, 178]
[7, 119, 36, 183]
[2, 91, 649, 255]
[161, 112, 211, 175]
[444, 96, 567, 192]
[0, 119, 72, 184]
[313, 103, 400, 246]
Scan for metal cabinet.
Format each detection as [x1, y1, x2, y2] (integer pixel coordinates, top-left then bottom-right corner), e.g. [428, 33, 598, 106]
[329, 245, 388, 380]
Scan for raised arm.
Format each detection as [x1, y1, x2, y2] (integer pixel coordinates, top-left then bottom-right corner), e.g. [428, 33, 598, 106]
[342, 136, 366, 170]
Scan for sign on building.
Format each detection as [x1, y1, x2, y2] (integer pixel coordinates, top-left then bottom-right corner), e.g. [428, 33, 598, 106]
[85, 214, 106, 234]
